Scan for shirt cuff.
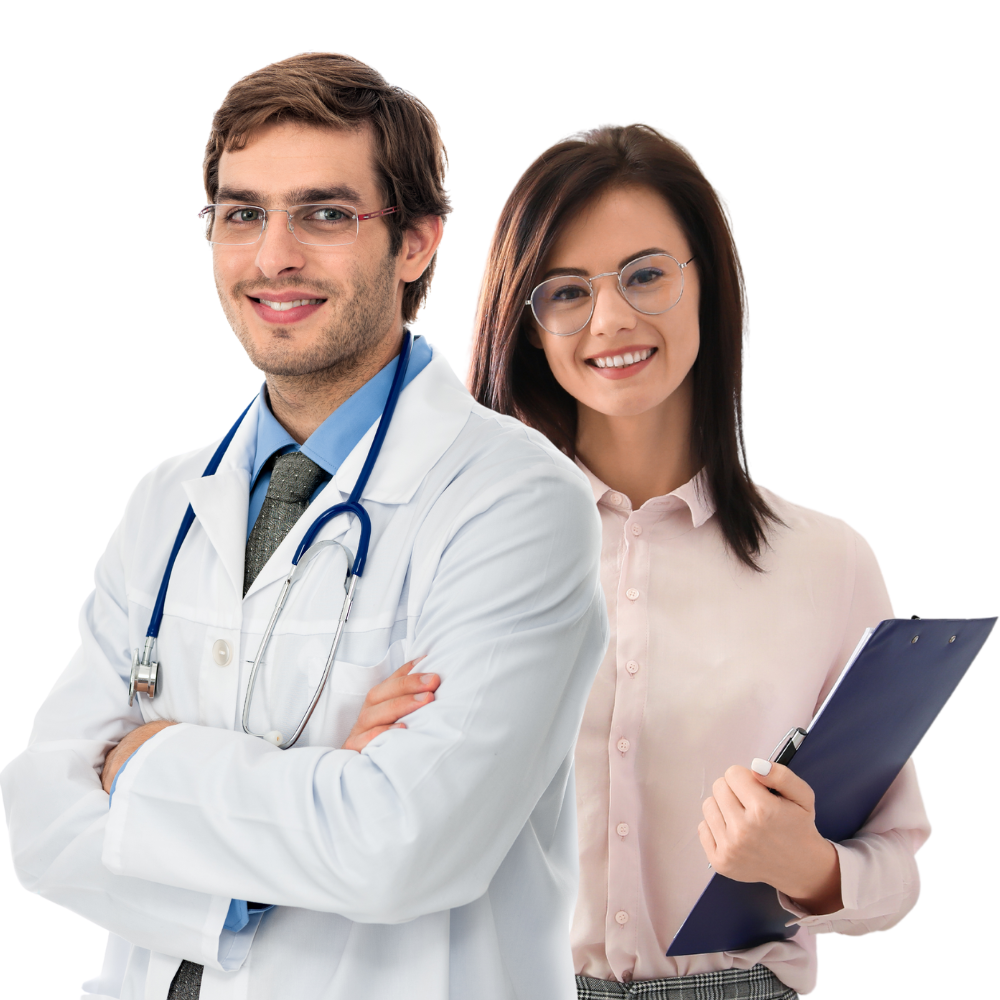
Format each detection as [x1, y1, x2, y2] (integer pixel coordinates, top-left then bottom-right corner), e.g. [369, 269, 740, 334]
[107, 748, 140, 807]
[217, 905, 268, 972]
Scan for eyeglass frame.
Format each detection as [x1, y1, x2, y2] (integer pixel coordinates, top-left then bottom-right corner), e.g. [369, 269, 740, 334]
[524, 252, 696, 336]
[198, 203, 398, 247]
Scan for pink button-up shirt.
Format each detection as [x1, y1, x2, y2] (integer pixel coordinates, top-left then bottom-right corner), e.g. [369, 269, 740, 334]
[572, 466, 930, 994]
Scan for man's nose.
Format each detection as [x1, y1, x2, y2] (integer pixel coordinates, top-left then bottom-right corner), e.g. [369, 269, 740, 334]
[254, 211, 307, 279]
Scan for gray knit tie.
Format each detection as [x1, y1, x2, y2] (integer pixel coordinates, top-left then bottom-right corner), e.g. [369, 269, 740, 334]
[166, 455, 327, 999]
[244, 451, 328, 596]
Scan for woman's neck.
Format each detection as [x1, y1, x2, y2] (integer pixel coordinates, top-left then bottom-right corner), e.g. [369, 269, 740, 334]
[575, 373, 697, 509]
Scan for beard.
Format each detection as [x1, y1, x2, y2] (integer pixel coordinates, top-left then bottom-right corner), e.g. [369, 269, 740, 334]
[219, 250, 399, 381]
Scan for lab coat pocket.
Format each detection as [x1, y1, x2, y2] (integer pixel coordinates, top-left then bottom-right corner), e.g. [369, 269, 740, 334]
[309, 641, 409, 749]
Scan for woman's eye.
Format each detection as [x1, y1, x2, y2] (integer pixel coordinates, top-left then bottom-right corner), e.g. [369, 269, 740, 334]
[549, 284, 590, 302]
[627, 267, 664, 287]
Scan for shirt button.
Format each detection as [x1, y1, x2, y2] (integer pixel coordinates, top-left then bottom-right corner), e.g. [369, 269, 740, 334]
[625, 660, 639, 675]
[212, 639, 232, 666]
[615, 910, 629, 925]
[609, 492, 623, 505]
[631, 523, 642, 535]
[617, 822, 630, 837]
[625, 588, 639, 601]
[617, 738, 630, 754]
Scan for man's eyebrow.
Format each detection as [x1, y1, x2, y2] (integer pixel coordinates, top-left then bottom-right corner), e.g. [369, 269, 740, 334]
[539, 249, 671, 282]
[213, 185, 365, 206]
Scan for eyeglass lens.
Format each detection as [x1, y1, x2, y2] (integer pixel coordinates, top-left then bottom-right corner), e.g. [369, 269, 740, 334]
[530, 254, 685, 336]
[203, 204, 361, 246]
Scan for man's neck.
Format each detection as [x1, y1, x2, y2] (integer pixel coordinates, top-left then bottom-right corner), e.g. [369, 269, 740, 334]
[265, 328, 404, 444]
[575, 374, 698, 510]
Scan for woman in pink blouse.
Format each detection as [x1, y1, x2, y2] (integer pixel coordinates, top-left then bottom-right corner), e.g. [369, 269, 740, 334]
[469, 125, 929, 999]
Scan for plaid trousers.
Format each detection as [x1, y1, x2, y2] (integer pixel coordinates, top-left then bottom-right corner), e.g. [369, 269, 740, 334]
[576, 964, 797, 1000]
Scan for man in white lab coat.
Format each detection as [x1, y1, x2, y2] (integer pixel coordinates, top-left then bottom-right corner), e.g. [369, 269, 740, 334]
[1, 53, 607, 1000]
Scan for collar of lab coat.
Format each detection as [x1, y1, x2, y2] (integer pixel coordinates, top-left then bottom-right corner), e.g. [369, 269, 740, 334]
[181, 347, 474, 600]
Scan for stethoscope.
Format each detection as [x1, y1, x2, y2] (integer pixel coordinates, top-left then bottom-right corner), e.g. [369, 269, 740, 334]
[129, 332, 413, 750]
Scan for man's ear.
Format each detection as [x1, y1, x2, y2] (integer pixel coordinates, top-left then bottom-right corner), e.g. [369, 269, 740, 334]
[398, 215, 444, 283]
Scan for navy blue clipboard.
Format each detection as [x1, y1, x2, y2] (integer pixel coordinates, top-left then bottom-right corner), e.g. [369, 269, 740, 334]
[667, 616, 996, 957]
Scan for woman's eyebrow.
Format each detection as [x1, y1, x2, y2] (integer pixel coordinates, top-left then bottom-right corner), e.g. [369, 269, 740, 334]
[540, 248, 671, 282]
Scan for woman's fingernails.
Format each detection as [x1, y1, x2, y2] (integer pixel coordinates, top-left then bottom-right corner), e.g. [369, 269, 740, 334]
[751, 757, 772, 775]
[420, 674, 435, 684]
[414, 692, 432, 702]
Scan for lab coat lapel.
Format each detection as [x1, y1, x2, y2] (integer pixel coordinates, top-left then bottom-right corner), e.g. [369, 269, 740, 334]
[182, 469, 251, 599]
[180, 396, 260, 599]
[334, 351, 474, 504]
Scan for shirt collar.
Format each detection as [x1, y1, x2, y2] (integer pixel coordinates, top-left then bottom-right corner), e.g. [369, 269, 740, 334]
[250, 334, 433, 487]
[575, 460, 716, 528]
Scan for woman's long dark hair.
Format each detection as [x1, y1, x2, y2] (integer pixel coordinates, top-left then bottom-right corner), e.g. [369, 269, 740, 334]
[469, 124, 779, 570]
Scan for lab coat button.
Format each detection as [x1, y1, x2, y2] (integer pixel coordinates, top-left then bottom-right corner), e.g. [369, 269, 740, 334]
[615, 910, 629, 925]
[625, 588, 639, 601]
[617, 822, 630, 837]
[617, 738, 630, 754]
[212, 639, 232, 666]
[625, 660, 639, 675]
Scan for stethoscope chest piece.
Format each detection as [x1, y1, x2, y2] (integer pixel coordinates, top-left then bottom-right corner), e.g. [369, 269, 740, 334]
[129, 637, 159, 706]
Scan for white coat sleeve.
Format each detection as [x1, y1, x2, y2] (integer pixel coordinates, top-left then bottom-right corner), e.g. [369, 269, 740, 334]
[0, 509, 235, 970]
[778, 529, 931, 932]
[101, 453, 608, 923]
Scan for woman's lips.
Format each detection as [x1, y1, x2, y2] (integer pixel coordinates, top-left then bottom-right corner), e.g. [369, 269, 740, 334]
[586, 347, 657, 380]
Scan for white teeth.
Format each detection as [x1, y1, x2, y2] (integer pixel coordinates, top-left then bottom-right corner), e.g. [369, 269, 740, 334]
[591, 348, 653, 369]
[260, 298, 322, 311]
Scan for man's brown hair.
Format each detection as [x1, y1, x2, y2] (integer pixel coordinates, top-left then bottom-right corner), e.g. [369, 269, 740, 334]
[205, 53, 450, 323]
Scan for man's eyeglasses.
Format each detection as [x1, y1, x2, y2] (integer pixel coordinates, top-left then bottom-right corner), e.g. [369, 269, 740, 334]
[198, 203, 398, 247]
[526, 253, 695, 337]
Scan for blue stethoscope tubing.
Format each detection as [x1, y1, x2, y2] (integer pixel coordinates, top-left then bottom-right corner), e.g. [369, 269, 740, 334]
[130, 332, 413, 751]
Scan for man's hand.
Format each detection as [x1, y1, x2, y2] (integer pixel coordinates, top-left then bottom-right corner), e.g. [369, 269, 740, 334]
[101, 720, 178, 794]
[343, 658, 440, 752]
[699, 759, 843, 915]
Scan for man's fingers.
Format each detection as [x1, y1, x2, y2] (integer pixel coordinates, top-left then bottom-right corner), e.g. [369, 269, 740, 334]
[356, 691, 435, 731]
[749, 759, 815, 810]
[365, 660, 437, 708]
[344, 723, 405, 753]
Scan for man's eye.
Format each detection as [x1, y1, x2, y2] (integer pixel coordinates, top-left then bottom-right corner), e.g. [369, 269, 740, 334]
[226, 207, 264, 225]
[306, 207, 350, 222]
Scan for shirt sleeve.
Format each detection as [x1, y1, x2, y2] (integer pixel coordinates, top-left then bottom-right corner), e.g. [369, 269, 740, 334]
[100, 455, 608, 923]
[777, 529, 931, 933]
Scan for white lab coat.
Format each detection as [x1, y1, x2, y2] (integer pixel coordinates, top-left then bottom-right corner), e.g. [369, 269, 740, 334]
[1, 349, 609, 1000]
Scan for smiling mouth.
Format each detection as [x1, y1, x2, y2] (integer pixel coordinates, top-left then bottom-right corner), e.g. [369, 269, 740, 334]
[250, 296, 327, 311]
[587, 347, 656, 369]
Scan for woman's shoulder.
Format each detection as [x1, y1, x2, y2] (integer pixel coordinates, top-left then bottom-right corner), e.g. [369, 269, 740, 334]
[753, 486, 881, 581]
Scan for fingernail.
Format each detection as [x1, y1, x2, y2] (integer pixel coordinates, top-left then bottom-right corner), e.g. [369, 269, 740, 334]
[420, 674, 435, 684]
[394, 723, 406, 729]
[413, 692, 431, 702]
[751, 757, 772, 775]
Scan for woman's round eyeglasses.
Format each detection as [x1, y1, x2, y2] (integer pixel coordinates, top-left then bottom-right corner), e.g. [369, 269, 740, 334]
[525, 253, 695, 337]
[198, 203, 397, 247]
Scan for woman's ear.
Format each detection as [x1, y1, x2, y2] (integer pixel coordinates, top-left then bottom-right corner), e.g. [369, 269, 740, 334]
[526, 324, 543, 349]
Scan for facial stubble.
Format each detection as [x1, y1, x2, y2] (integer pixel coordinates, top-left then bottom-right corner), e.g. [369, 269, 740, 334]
[220, 251, 400, 384]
